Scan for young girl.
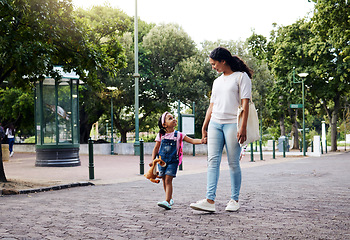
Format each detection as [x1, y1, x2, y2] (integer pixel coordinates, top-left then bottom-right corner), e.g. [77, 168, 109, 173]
[151, 111, 204, 210]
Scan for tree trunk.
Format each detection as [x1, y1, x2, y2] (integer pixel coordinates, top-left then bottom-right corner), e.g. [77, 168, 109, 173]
[0, 141, 8, 182]
[324, 95, 340, 152]
[79, 105, 94, 144]
[292, 110, 300, 149]
[330, 110, 338, 151]
[119, 129, 127, 143]
[280, 114, 286, 136]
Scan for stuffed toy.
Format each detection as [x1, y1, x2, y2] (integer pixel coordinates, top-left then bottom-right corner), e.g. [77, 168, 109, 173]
[144, 156, 166, 183]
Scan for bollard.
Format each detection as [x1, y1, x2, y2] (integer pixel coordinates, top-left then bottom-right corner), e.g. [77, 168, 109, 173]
[273, 140, 275, 159]
[259, 140, 263, 161]
[325, 141, 327, 153]
[88, 138, 94, 180]
[140, 139, 144, 175]
[250, 142, 254, 162]
[300, 140, 302, 152]
[255, 141, 258, 152]
[193, 144, 195, 156]
[283, 140, 286, 158]
[311, 141, 313, 152]
[321, 141, 323, 154]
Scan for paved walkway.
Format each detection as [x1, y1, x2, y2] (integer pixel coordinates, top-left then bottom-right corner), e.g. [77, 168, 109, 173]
[1, 151, 349, 239]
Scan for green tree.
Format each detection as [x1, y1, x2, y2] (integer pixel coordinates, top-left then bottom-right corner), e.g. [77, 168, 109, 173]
[74, 5, 129, 143]
[111, 23, 197, 142]
[0, 87, 35, 136]
[262, 20, 315, 148]
[307, 0, 350, 151]
[0, 1, 128, 180]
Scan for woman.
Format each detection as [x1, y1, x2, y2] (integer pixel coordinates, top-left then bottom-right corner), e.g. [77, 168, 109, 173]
[6, 123, 15, 157]
[190, 47, 253, 212]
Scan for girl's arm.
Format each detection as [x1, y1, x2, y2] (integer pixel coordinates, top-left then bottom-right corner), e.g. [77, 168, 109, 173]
[150, 141, 161, 166]
[237, 98, 249, 144]
[202, 103, 214, 141]
[183, 136, 202, 145]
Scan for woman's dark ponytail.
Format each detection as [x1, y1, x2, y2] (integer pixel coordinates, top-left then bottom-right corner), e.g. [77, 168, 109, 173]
[209, 47, 253, 78]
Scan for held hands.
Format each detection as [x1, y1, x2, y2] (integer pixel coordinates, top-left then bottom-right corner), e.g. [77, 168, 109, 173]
[201, 129, 208, 144]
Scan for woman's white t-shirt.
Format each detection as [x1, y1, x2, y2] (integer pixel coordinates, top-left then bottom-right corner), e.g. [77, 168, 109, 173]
[210, 71, 252, 124]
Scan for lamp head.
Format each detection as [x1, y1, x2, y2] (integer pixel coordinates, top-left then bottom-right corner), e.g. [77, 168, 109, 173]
[297, 73, 309, 78]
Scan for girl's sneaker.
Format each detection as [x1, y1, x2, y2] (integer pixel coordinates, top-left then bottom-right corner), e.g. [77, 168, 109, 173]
[157, 201, 171, 210]
[170, 199, 174, 206]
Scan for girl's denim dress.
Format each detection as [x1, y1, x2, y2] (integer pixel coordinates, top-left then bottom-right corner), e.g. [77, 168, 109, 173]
[158, 131, 179, 177]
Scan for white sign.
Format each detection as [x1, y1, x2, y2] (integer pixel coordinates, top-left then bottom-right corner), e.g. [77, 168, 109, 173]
[182, 116, 195, 135]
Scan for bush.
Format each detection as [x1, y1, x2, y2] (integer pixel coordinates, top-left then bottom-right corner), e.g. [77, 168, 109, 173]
[24, 136, 35, 143]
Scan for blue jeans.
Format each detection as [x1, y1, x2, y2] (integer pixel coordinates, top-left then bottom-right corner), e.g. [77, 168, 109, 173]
[206, 120, 242, 201]
[8, 138, 14, 153]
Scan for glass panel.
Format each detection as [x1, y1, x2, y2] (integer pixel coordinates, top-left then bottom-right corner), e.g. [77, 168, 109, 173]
[43, 79, 56, 144]
[58, 80, 72, 143]
[35, 82, 41, 145]
[72, 80, 79, 144]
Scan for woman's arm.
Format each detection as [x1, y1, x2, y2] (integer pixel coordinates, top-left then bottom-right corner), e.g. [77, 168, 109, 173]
[237, 98, 249, 144]
[202, 102, 214, 141]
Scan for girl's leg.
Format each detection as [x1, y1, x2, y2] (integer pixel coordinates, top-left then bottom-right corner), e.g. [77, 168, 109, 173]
[206, 121, 225, 202]
[164, 175, 174, 203]
[223, 123, 242, 201]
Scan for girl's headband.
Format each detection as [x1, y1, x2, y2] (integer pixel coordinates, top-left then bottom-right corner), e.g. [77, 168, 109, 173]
[161, 111, 169, 125]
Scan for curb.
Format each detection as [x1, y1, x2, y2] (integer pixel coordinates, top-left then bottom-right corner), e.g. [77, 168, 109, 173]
[1, 181, 95, 196]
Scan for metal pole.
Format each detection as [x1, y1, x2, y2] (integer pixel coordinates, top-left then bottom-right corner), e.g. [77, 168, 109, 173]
[140, 139, 144, 174]
[88, 138, 94, 180]
[133, 0, 140, 155]
[111, 95, 114, 155]
[272, 140, 275, 159]
[283, 140, 286, 158]
[259, 140, 263, 160]
[193, 101, 195, 156]
[302, 78, 306, 156]
[250, 142, 254, 162]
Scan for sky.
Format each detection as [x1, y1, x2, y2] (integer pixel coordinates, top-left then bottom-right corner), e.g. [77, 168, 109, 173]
[72, 0, 315, 46]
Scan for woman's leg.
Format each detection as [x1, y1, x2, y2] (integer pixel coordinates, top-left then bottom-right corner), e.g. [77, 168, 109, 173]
[206, 121, 225, 202]
[223, 123, 242, 201]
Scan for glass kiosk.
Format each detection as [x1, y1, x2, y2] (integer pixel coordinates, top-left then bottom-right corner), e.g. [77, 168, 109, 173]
[35, 67, 81, 167]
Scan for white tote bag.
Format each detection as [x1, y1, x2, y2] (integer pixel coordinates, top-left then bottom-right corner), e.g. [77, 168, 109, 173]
[237, 73, 260, 147]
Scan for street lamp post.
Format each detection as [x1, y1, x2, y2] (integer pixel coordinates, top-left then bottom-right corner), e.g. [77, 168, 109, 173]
[134, 0, 140, 155]
[107, 87, 117, 155]
[293, 69, 308, 156]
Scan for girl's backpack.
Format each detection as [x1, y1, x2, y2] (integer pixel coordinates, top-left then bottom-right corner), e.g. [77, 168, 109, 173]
[178, 132, 183, 166]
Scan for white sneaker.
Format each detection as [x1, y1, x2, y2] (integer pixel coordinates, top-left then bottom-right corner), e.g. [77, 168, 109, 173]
[10, 151, 14, 157]
[225, 199, 240, 212]
[190, 199, 215, 212]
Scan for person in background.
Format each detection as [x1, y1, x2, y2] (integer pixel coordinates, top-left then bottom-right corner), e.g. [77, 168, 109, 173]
[6, 123, 15, 157]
